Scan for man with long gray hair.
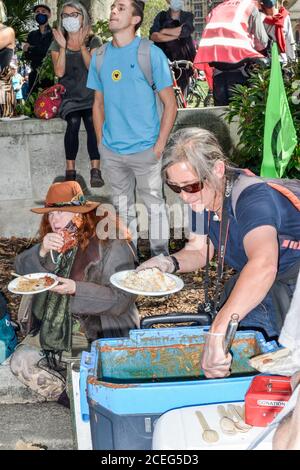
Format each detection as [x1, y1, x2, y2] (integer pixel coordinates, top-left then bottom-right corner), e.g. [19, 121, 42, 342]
[139, 127, 300, 379]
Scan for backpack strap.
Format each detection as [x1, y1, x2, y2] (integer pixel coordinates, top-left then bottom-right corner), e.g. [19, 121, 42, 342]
[95, 42, 110, 76]
[267, 182, 300, 211]
[137, 38, 155, 90]
[137, 38, 164, 119]
[231, 173, 300, 217]
[231, 174, 263, 217]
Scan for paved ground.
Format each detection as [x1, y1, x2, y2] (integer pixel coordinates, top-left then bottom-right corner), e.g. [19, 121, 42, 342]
[0, 402, 74, 450]
[0, 360, 74, 450]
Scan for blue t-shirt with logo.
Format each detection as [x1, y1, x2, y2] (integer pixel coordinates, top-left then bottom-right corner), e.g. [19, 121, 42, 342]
[87, 37, 172, 154]
[189, 182, 300, 273]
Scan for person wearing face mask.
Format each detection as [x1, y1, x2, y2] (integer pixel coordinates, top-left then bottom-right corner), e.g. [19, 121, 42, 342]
[23, 4, 53, 94]
[150, 0, 196, 94]
[49, 2, 104, 188]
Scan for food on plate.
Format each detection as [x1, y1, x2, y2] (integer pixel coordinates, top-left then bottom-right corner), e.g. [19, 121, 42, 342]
[121, 268, 177, 292]
[13, 275, 56, 293]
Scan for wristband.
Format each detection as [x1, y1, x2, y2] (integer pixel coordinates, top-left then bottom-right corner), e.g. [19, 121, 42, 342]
[170, 255, 180, 273]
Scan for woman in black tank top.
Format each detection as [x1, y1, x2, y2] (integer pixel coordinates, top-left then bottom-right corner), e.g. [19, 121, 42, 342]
[0, 2, 16, 117]
[0, 43, 13, 70]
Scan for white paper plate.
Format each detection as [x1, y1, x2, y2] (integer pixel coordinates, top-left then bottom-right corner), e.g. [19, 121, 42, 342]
[8, 273, 58, 295]
[110, 270, 184, 296]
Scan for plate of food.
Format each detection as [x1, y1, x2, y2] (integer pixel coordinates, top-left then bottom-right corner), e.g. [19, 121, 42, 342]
[110, 268, 184, 296]
[8, 273, 58, 295]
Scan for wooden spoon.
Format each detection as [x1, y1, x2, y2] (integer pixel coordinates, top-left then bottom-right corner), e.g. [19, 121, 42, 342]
[217, 405, 237, 435]
[227, 404, 252, 432]
[196, 410, 219, 443]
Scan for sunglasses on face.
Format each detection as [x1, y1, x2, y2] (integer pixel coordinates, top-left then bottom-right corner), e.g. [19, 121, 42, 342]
[165, 180, 204, 194]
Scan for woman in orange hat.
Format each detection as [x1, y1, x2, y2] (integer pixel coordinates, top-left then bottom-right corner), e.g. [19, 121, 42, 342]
[10, 181, 139, 402]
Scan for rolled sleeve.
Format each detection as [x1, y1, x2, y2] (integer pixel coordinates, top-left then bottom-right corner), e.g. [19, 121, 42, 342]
[149, 12, 163, 36]
[235, 185, 281, 241]
[151, 45, 172, 92]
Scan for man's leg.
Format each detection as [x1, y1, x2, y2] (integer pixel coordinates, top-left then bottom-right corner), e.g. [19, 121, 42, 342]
[226, 68, 248, 101]
[213, 71, 229, 106]
[100, 144, 137, 244]
[131, 147, 170, 256]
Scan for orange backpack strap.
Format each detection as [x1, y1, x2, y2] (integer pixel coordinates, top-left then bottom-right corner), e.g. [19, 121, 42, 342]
[267, 183, 300, 211]
[231, 171, 300, 216]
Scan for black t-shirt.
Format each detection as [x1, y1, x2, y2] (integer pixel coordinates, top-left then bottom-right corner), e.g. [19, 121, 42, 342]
[24, 25, 53, 70]
[150, 9, 196, 62]
[189, 179, 300, 273]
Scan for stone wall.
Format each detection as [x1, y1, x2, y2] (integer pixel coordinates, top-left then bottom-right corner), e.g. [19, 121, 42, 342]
[0, 107, 238, 237]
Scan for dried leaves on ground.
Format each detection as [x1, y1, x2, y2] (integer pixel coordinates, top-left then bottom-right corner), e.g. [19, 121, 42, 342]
[0, 237, 234, 326]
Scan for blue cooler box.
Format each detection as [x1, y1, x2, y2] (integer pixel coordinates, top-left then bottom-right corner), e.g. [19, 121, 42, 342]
[80, 327, 278, 450]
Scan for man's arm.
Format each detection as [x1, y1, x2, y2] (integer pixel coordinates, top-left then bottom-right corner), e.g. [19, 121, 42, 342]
[211, 225, 279, 334]
[92, 90, 104, 145]
[150, 29, 181, 43]
[249, 7, 269, 51]
[153, 86, 177, 158]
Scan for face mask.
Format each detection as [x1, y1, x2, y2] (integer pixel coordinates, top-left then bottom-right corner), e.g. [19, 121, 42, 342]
[170, 0, 184, 11]
[62, 17, 81, 33]
[35, 13, 48, 25]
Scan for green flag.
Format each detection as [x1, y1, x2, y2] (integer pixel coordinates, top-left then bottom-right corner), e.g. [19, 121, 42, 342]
[260, 43, 297, 178]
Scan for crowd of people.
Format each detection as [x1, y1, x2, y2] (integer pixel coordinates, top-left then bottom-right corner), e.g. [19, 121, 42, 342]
[0, 0, 299, 449]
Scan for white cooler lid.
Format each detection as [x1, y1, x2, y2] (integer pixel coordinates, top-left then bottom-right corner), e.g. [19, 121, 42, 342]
[152, 402, 274, 450]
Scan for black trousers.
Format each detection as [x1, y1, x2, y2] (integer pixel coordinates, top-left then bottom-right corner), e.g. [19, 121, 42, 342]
[64, 108, 100, 161]
[213, 67, 248, 106]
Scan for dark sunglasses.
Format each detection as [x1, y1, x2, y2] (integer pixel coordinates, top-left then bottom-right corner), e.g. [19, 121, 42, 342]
[165, 180, 204, 194]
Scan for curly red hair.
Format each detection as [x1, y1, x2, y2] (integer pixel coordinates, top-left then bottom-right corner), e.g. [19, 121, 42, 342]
[39, 207, 131, 251]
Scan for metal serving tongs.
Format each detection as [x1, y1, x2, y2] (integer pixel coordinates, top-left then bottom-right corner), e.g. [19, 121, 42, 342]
[223, 313, 239, 355]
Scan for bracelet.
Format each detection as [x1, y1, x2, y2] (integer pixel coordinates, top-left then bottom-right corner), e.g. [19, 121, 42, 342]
[170, 255, 180, 272]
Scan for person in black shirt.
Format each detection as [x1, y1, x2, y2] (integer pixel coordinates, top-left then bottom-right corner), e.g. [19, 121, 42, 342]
[150, 0, 195, 94]
[23, 4, 53, 94]
[0, 0, 16, 117]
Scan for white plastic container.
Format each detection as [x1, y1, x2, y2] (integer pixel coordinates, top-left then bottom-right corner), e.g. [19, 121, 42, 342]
[152, 402, 274, 450]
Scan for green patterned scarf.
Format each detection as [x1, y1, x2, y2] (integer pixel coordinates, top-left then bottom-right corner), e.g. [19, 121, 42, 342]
[32, 247, 77, 353]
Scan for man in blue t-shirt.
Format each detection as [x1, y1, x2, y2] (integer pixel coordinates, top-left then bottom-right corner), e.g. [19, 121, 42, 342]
[87, 0, 177, 255]
[138, 127, 300, 378]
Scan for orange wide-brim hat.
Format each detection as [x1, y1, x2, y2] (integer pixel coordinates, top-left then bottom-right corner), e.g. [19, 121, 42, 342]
[31, 181, 100, 214]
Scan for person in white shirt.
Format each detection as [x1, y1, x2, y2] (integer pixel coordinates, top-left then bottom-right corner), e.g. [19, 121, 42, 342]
[260, 0, 296, 64]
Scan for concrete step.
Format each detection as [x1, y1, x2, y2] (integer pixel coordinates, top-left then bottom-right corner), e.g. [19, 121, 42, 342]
[0, 361, 45, 404]
[0, 402, 74, 450]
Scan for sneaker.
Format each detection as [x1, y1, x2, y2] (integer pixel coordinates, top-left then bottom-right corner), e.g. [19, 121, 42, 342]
[90, 168, 105, 188]
[65, 169, 76, 181]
